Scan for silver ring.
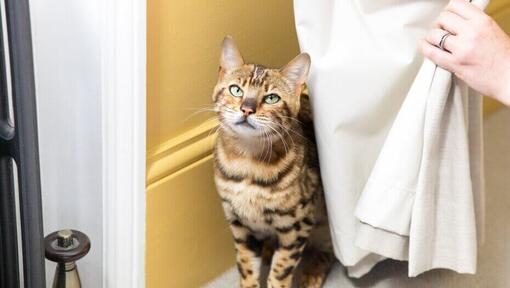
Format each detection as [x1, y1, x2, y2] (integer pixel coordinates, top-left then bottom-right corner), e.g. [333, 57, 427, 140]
[438, 32, 452, 51]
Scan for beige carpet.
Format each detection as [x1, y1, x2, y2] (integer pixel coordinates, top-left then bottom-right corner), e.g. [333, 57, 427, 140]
[205, 108, 510, 288]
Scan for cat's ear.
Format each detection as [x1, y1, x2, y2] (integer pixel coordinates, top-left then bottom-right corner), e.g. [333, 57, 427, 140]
[220, 36, 244, 71]
[280, 53, 311, 88]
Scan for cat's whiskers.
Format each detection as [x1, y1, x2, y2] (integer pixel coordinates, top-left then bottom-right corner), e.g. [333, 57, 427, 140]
[254, 117, 297, 150]
[258, 124, 274, 163]
[183, 105, 217, 122]
[221, 110, 240, 124]
[271, 121, 305, 144]
[259, 128, 269, 162]
[266, 127, 274, 163]
[262, 122, 290, 156]
[184, 103, 239, 129]
[271, 121, 297, 147]
[262, 118, 306, 142]
[255, 124, 269, 162]
[278, 115, 304, 125]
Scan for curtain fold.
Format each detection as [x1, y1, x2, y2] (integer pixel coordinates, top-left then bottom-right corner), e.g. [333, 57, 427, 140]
[294, 0, 487, 277]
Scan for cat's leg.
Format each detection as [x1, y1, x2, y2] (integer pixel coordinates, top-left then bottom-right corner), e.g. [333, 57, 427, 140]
[267, 226, 308, 288]
[222, 204, 263, 288]
[231, 222, 263, 288]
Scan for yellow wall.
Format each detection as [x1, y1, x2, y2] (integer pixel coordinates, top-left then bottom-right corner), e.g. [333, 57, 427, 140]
[146, 1, 509, 287]
[146, 1, 299, 287]
[485, 0, 510, 114]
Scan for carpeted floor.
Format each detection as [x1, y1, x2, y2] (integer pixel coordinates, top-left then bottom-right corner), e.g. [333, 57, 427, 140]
[205, 108, 510, 288]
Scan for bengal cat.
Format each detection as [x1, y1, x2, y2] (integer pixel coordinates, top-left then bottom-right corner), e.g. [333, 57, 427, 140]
[212, 36, 334, 288]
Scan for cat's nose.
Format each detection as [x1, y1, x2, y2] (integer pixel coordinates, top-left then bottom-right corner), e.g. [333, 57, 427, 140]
[240, 105, 255, 116]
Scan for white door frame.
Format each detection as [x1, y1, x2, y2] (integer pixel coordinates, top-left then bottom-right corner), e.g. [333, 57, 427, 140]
[101, 0, 146, 287]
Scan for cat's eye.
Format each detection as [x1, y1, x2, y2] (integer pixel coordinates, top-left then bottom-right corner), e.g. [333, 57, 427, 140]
[229, 85, 243, 97]
[263, 94, 280, 104]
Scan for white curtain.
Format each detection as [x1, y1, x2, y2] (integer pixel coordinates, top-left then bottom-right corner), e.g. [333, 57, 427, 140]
[294, 0, 488, 277]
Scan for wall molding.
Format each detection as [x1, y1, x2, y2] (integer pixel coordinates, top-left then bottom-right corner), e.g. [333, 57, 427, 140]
[146, 120, 218, 186]
[101, 0, 146, 287]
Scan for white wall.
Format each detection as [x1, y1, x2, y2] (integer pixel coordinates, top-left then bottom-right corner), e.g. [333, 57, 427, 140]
[29, 0, 103, 287]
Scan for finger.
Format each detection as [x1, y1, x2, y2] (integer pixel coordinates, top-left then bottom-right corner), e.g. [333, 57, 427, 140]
[435, 10, 467, 35]
[420, 40, 458, 73]
[425, 28, 460, 53]
[445, 0, 484, 20]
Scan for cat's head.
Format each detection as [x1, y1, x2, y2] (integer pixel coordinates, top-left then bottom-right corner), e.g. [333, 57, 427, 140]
[212, 36, 310, 139]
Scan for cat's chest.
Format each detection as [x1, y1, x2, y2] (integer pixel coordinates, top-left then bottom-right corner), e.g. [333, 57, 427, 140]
[224, 181, 270, 217]
[226, 185, 274, 233]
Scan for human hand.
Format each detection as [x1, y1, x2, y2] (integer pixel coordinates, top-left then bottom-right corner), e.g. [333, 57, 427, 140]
[421, 0, 510, 106]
